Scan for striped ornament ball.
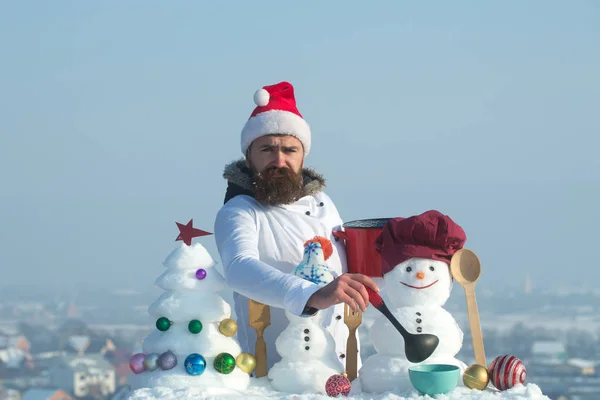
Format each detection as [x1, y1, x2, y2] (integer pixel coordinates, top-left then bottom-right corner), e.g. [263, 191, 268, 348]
[488, 354, 527, 391]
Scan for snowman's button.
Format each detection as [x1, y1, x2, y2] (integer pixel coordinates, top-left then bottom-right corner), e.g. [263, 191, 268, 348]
[416, 312, 422, 316]
[304, 336, 310, 342]
[305, 346, 310, 351]
[305, 211, 311, 215]
[304, 329, 309, 333]
[340, 354, 345, 359]
[417, 327, 422, 333]
[416, 318, 422, 323]
[336, 315, 342, 320]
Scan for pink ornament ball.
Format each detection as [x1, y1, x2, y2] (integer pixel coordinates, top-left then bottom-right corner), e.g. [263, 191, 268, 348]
[195, 268, 207, 280]
[129, 353, 146, 374]
[488, 354, 527, 391]
[325, 373, 352, 397]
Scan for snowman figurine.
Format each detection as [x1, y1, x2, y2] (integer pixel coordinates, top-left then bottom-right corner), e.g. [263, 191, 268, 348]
[359, 210, 468, 394]
[268, 236, 343, 394]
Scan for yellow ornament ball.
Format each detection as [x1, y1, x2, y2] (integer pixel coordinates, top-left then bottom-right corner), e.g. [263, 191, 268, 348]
[463, 364, 489, 390]
[235, 352, 256, 374]
[218, 318, 238, 337]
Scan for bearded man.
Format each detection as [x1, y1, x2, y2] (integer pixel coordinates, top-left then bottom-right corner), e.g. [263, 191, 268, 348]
[213, 81, 379, 372]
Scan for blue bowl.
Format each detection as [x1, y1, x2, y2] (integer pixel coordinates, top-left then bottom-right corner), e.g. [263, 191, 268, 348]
[408, 364, 460, 396]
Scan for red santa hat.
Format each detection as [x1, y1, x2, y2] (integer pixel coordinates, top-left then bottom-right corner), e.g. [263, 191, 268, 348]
[241, 81, 311, 157]
[375, 210, 467, 275]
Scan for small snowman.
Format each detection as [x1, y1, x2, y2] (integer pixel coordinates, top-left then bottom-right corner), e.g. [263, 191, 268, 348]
[268, 237, 342, 394]
[359, 210, 468, 394]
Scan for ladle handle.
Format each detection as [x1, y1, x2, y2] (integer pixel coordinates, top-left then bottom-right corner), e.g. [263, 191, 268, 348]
[465, 287, 486, 367]
[378, 301, 410, 339]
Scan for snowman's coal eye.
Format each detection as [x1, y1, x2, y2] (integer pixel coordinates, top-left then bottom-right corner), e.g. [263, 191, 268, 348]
[406, 266, 412, 272]
[429, 266, 435, 271]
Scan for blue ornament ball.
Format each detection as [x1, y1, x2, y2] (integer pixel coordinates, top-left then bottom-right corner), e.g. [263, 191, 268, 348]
[184, 353, 207, 376]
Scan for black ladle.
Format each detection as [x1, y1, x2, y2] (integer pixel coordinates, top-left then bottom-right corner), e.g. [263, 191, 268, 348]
[365, 286, 439, 363]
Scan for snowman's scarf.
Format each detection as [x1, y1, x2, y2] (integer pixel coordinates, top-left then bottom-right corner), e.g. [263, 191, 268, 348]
[222, 159, 327, 204]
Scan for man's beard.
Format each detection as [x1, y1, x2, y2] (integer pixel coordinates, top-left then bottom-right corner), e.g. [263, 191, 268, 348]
[253, 166, 304, 206]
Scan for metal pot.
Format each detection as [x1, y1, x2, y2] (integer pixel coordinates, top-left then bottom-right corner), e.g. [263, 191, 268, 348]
[333, 218, 391, 278]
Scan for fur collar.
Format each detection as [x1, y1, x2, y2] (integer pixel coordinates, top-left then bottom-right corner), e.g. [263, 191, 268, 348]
[222, 159, 326, 204]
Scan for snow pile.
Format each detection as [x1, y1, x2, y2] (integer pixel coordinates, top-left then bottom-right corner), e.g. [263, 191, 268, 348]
[360, 257, 467, 394]
[128, 242, 250, 392]
[127, 377, 550, 400]
[268, 238, 343, 394]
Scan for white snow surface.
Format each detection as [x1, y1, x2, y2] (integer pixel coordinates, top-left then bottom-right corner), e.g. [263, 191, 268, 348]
[148, 291, 231, 321]
[127, 377, 550, 400]
[163, 242, 217, 270]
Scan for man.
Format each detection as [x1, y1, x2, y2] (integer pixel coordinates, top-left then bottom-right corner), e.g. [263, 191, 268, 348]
[213, 81, 379, 372]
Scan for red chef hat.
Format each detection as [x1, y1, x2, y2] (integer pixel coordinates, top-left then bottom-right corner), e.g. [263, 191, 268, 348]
[375, 210, 467, 275]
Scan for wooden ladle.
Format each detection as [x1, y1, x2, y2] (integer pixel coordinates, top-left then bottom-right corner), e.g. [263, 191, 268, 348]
[450, 249, 486, 367]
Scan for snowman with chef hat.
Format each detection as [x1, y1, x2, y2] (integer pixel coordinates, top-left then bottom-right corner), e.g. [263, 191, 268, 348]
[359, 209, 468, 394]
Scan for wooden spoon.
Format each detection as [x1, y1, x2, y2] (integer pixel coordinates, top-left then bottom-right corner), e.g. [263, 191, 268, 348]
[450, 249, 486, 367]
[248, 299, 271, 377]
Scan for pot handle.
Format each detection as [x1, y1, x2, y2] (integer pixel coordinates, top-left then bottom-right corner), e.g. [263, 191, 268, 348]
[332, 230, 348, 241]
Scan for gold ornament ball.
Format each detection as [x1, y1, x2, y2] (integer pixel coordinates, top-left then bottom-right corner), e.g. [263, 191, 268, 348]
[463, 364, 489, 390]
[235, 352, 256, 374]
[219, 318, 238, 337]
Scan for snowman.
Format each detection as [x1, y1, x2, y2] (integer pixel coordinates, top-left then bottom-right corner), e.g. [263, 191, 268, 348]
[268, 236, 343, 394]
[359, 210, 468, 394]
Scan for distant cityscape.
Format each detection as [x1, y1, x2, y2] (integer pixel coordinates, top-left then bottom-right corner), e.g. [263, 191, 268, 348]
[1, 281, 599, 400]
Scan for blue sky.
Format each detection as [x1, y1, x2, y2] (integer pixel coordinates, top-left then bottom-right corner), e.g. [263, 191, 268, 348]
[1, 1, 599, 293]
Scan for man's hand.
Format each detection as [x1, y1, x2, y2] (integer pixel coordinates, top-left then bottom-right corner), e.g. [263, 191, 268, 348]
[306, 273, 380, 312]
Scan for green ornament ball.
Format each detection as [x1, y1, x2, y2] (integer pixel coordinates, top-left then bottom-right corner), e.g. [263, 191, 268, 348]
[214, 352, 236, 374]
[156, 317, 171, 332]
[188, 319, 203, 334]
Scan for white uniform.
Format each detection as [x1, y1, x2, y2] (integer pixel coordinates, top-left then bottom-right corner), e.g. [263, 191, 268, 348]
[213, 163, 358, 373]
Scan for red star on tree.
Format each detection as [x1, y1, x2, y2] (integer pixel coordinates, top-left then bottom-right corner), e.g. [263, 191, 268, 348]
[175, 219, 212, 246]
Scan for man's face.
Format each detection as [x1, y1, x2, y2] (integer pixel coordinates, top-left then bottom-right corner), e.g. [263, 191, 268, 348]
[247, 135, 304, 174]
[247, 135, 305, 205]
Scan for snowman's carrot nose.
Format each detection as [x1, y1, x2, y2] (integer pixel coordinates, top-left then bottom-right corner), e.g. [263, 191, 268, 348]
[416, 272, 425, 280]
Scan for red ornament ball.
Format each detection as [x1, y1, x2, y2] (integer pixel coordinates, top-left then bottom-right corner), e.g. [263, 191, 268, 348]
[325, 373, 351, 397]
[488, 354, 527, 391]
